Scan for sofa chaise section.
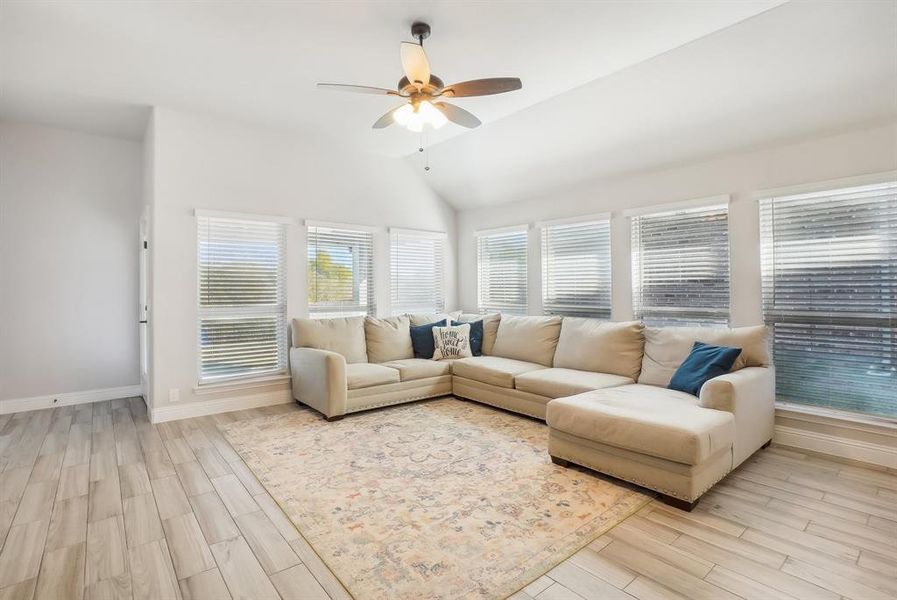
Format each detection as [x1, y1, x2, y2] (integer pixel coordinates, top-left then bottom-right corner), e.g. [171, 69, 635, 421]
[546, 325, 773, 510]
[547, 385, 736, 509]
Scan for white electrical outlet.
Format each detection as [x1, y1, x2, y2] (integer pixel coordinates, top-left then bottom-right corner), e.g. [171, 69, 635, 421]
[169, 388, 180, 403]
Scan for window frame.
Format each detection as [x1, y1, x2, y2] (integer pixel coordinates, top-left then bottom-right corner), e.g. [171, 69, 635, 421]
[389, 227, 447, 315]
[195, 211, 289, 386]
[629, 200, 731, 326]
[306, 220, 377, 319]
[539, 214, 612, 319]
[759, 178, 896, 419]
[476, 224, 529, 315]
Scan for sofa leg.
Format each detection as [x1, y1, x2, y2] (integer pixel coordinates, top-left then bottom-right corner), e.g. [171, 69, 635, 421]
[550, 456, 570, 468]
[325, 415, 344, 422]
[659, 494, 700, 512]
[761, 439, 772, 449]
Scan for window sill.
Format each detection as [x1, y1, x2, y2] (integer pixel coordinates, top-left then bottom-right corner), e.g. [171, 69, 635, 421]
[194, 374, 290, 396]
[775, 402, 897, 434]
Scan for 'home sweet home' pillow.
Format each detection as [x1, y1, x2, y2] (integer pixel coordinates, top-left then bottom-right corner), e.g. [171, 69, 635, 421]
[432, 323, 473, 360]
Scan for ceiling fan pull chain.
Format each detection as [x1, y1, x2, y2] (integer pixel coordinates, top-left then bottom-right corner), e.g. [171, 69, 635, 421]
[417, 132, 430, 172]
[418, 132, 425, 171]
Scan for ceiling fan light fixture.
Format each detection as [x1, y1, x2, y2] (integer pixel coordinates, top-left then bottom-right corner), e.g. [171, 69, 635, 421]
[418, 100, 448, 129]
[393, 103, 414, 126]
[392, 100, 447, 132]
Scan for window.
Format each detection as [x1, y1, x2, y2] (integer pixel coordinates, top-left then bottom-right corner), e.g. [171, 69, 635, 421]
[761, 181, 896, 418]
[390, 229, 446, 315]
[476, 227, 528, 314]
[197, 215, 287, 383]
[631, 203, 730, 325]
[541, 218, 611, 318]
[307, 223, 375, 318]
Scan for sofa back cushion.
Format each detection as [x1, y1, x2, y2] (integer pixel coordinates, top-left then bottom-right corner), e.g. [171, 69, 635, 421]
[553, 319, 644, 380]
[407, 311, 462, 326]
[490, 315, 562, 367]
[638, 325, 769, 386]
[456, 313, 501, 355]
[365, 315, 414, 363]
[291, 316, 367, 364]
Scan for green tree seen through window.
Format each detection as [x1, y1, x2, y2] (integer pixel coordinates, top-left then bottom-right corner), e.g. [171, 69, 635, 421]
[308, 250, 354, 303]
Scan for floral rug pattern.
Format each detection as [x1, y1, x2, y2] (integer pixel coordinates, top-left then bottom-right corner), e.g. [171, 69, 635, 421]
[222, 399, 651, 599]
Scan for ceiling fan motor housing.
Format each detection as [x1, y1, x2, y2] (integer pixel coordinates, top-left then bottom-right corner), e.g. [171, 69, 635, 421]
[411, 22, 431, 42]
[398, 74, 444, 97]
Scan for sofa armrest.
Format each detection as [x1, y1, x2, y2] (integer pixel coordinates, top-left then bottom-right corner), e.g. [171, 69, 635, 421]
[699, 367, 772, 412]
[700, 366, 775, 466]
[290, 347, 347, 418]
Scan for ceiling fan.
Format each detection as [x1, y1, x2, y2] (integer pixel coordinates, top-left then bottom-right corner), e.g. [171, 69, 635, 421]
[317, 22, 522, 133]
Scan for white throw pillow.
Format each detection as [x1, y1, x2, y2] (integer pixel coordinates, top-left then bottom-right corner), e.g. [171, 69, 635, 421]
[432, 323, 473, 360]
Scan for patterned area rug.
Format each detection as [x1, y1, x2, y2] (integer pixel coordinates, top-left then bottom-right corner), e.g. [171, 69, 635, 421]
[222, 399, 651, 599]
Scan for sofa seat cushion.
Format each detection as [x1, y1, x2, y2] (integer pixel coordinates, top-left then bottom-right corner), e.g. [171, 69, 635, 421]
[346, 363, 400, 389]
[379, 359, 451, 382]
[546, 384, 734, 465]
[515, 368, 633, 398]
[451, 356, 547, 389]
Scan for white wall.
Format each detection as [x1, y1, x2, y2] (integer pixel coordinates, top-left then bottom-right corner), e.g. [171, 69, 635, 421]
[0, 121, 143, 402]
[148, 108, 457, 414]
[456, 121, 897, 324]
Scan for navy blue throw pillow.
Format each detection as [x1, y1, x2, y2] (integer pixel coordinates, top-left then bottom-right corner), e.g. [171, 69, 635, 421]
[410, 319, 448, 359]
[452, 319, 484, 356]
[668, 341, 742, 397]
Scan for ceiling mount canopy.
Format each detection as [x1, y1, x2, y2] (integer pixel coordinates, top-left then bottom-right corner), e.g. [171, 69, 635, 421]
[316, 21, 523, 133]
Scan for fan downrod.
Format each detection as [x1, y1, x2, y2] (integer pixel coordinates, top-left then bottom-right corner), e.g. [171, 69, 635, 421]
[411, 22, 431, 44]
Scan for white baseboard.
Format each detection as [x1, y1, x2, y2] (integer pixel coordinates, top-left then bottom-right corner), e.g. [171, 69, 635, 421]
[774, 424, 897, 469]
[149, 389, 292, 423]
[0, 385, 143, 415]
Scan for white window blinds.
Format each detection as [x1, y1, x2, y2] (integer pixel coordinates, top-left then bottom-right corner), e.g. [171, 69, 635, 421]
[541, 218, 611, 318]
[390, 229, 446, 315]
[197, 216, 287, 383]
[477, 228, 528, 314]
[760, 181, 896, 418]
[307, 224, 375, 318]
[632, 204, 730, 326]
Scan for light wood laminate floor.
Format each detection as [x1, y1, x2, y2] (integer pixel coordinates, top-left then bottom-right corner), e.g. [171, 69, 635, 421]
[0, 398, 894, 599]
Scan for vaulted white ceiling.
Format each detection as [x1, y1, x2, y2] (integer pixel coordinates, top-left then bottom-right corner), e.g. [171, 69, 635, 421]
[2, 1, 894, 210]
[416, 0, 897, 208]
[1, 1, 782, 151]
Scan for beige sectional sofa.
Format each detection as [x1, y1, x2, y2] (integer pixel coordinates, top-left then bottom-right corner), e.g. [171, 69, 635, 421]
[289, 312, 774, 509]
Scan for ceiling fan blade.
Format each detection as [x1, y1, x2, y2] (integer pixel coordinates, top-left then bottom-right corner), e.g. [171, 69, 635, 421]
[435, 102, 481, 129]
[372, 105, 405, 129]
[317, 83, 399, 96]
[400, 42, 430, 88]
[441, 77, 522, 97]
